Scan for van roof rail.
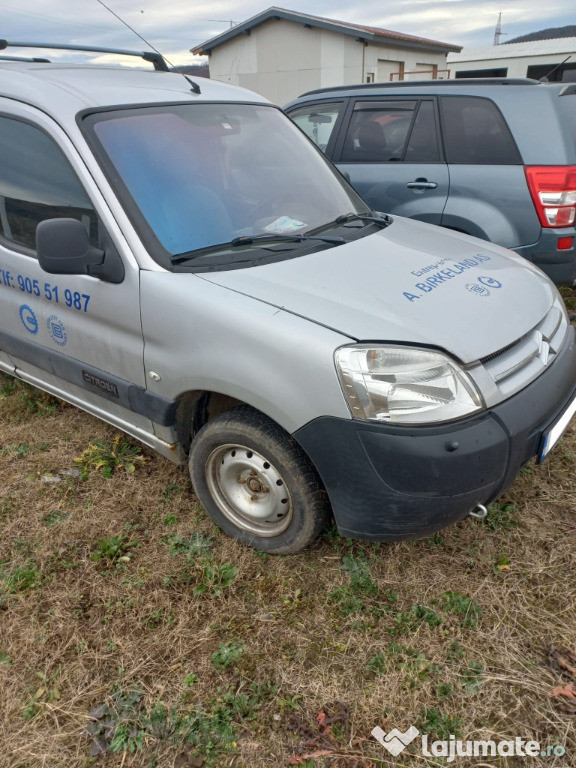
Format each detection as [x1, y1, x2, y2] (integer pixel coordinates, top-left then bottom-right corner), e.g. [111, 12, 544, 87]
[0, 40, 169, 71]
[0, 54, 51, 62]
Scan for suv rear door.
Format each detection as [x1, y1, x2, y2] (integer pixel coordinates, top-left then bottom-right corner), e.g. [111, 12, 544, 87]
[330, 97, 449, 223]
[437, 95, 538, 247]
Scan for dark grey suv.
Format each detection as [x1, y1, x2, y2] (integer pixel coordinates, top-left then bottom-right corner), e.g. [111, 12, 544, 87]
[285, 79, 576, 284]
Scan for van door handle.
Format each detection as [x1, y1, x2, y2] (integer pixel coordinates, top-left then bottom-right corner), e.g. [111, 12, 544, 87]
[406, 178, 438, 190]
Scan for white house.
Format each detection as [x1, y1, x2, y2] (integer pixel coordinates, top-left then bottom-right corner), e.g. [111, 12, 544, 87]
[448, 38, 576, 81]
[192, 7, 461, 104]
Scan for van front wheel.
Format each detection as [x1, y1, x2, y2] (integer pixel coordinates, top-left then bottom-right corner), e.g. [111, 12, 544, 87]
[189, 409, 330, 553]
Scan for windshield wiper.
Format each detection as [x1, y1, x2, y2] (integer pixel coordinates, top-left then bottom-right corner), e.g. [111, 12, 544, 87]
[335, 212, 393, 227]
[305, 211, 392, 237]
[171, 232, 345, 264]
[231, 233, 345, 246]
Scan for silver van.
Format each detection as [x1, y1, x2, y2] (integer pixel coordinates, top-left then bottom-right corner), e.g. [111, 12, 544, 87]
[1, 46, 576, 553]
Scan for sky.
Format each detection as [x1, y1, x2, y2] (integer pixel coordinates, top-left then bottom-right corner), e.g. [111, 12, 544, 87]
[1, 0, 575, 66]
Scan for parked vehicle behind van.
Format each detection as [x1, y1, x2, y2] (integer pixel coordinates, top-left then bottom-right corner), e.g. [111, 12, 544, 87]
[1, 47, 576, 553]
[285, 79, 576, 285]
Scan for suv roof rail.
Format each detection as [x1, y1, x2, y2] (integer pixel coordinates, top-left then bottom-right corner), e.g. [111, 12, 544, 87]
[300, 77, 540, 97]
[0, 40, 169, 71]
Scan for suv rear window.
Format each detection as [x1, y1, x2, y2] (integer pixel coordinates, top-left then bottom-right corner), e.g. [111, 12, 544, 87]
[341, 101, 417, 162]
[340, 100, 440, 163]
[559, 93, 576, 151]
[440, 96, 522, 164]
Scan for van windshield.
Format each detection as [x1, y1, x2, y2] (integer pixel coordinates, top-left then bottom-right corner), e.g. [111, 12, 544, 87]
[85, 103, 369, 267]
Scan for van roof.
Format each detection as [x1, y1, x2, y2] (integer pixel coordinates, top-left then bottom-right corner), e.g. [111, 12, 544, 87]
[0, 61, 268, 123]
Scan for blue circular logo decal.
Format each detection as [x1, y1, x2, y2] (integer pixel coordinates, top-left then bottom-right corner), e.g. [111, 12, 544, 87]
[19, 304, 38, 334]
[46, 315, 68, 347]
[478, 276, 502, 289]
[465, 283, 490, 297]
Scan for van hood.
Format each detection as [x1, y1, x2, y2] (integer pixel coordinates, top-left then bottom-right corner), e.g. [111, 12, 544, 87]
[200, 217, 556, 364]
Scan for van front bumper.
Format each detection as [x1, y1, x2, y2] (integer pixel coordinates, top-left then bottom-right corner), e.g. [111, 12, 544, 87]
[293, 328, 576, 540]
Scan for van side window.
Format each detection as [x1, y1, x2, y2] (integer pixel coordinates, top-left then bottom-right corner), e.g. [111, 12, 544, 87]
[0, 116, 98, 252]
[288, 102, 343, 152]
[340, 100, 421, 162]
[440, 96, 522, 164]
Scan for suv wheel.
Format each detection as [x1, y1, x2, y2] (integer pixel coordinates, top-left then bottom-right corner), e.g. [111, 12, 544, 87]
[189, 408, 330, 553]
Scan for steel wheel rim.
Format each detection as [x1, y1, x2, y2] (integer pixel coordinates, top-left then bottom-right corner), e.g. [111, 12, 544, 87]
[205, 443, 293, 536]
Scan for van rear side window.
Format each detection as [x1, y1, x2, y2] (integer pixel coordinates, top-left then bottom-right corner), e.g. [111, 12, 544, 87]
[440, 96, 522, 165]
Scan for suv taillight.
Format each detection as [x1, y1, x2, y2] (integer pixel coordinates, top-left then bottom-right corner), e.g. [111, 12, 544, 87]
[525, 166, 576, 228]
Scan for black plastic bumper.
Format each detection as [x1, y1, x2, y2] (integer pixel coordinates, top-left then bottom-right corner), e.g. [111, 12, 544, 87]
[294, 327, 576, 541]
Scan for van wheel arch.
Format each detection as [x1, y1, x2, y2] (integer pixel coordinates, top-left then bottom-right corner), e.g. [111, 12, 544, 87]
[175, 390, 249, 454]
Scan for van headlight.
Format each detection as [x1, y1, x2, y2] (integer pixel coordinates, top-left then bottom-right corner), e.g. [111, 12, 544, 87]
[335, 345, 483, 424]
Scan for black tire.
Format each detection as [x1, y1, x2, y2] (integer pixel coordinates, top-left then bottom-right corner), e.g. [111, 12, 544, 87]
[189, 408, 331, 553]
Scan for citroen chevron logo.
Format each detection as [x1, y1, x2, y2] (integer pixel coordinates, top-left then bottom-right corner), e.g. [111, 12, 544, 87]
[371, 725, 420, 756]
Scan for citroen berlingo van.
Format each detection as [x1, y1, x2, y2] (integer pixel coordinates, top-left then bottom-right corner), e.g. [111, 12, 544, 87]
[1, 44, 575, 552]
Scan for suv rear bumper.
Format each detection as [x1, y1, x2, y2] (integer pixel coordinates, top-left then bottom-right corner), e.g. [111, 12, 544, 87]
[294, 327, 576, 541]
[516, 228, 576, 285]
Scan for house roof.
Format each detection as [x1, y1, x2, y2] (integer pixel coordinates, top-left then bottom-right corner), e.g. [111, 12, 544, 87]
[191, 7, 462, 56]
[448, 37, 576, 63]
[507, 25, 576, 44]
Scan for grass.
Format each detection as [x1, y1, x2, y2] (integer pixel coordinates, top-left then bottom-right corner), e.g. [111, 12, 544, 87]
[74, 435, 146, 478]
[90, 532, 140, 565]
[2, 306, 576, 768]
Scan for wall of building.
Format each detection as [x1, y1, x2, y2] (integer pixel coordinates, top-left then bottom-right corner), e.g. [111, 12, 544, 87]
[448, 50, 576, 80]
[207, 18, 450, 104]
[362, 45, 449, 83]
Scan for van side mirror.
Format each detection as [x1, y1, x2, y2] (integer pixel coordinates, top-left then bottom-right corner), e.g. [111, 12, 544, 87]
[36, 218, 124, 283]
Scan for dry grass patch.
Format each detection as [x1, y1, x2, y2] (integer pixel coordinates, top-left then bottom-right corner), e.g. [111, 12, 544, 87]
[1, 365, 576, 767]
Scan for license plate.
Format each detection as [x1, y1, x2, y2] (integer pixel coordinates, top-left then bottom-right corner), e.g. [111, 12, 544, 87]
[539, 392, 576, 462]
